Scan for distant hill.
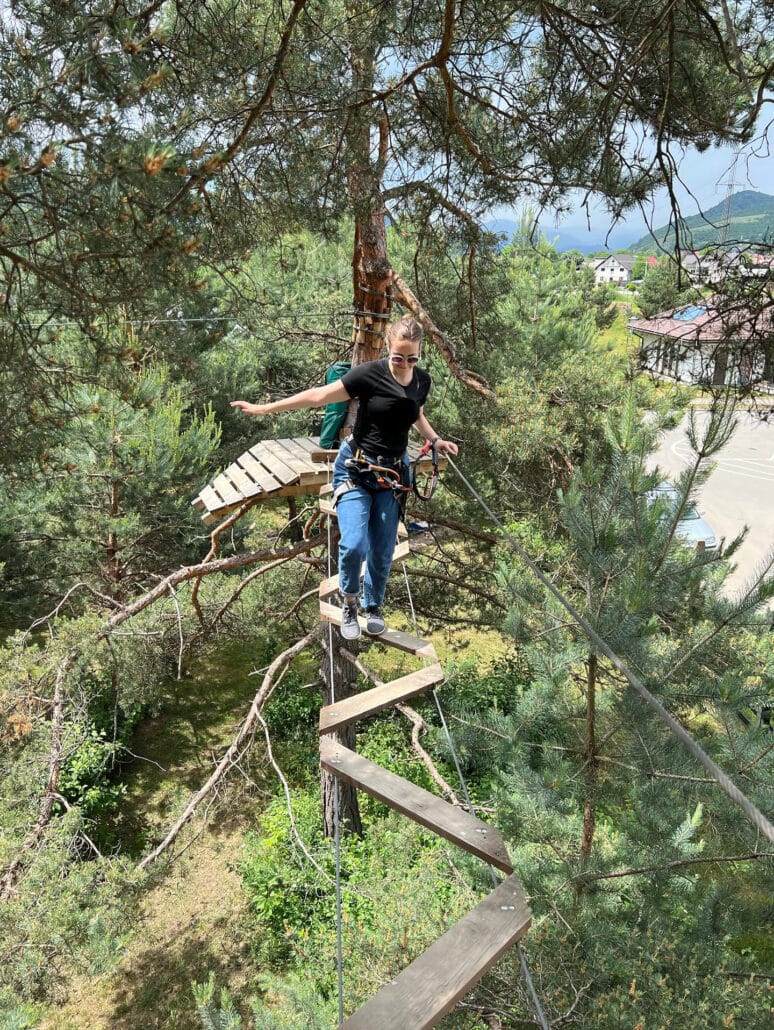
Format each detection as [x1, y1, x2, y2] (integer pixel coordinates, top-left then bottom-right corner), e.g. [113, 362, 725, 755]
[630, 190, 774, 253]
[484, 218, 638, 254]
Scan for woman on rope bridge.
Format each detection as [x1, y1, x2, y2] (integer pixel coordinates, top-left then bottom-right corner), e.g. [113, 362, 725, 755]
[230, 315, 458, 640]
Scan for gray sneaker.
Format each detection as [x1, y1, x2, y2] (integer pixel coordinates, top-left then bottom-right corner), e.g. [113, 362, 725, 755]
[364, 607, 386, 636]
[340, 596, 361, 640]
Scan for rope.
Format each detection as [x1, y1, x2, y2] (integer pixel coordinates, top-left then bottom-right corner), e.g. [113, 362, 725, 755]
[400, 561, 551, 1030]
[443, 454, 774, 844]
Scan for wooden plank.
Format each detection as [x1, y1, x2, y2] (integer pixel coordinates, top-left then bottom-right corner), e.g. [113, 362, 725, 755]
[392, 538, 410, 561]
[261, 439, 307, 481]
[319, 497, 336, 517]
[342, 875, 531, 1029]
[191, 495, 206, 511]
[320, 740, 513, 873]
[250, 443, 299, 487]
[197, 484, 229, 517]
[268, 438, 312, 478]
[319, 664, 445, 734]
[212, 473, 244, 507]
[310, 447, 340, 463]
[319, 602, 436, 659]
[293, 436, 321, 455]
[319, 482, 334, 498]
[237, 450, 284, 493]
[224, 461, 261, 498]
[318, 540, 409, 599]
[276, 438, 322, 483]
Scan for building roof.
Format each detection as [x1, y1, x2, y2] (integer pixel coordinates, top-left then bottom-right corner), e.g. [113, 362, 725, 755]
[628, 297, 774, 343]
[597, 253, 635, 270]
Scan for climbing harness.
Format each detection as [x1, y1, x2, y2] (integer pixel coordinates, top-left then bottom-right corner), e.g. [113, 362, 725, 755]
[333, 436, 440, 513]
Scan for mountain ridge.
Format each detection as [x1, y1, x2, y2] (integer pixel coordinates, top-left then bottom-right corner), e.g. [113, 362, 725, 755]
[630, 189, 774, 252]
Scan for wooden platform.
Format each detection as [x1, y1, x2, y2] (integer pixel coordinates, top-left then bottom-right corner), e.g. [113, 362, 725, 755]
[192, 435, 441, 525]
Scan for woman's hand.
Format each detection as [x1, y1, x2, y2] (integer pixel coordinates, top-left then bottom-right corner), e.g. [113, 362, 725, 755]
[230, 400, 272, 417]
[435, 439, 458, 456]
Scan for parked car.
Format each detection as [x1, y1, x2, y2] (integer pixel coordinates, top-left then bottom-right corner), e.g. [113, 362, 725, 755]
[646, 481, 718, 552]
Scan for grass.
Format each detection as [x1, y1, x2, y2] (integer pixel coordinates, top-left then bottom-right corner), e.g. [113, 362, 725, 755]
[594, 303, 637, 358]
[39, 637, 277, 1029]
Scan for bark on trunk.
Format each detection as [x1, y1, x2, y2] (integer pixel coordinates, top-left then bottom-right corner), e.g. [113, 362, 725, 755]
[320, 633, 363, 837]
[320, 521, 362, 837]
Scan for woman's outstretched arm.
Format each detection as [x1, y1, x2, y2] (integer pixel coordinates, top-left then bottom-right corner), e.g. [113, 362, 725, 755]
[230, 380, 350, 418]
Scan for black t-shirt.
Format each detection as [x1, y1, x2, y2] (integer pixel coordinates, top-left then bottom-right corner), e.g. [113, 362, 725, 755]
[341, 359, 431, 459]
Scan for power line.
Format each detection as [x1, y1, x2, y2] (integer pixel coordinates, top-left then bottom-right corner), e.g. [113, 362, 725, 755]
[444, 454, 774, 844]
[14, 311, 354, 331]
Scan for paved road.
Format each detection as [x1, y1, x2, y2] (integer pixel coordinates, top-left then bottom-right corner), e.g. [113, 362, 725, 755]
[650, 409, 774, 598]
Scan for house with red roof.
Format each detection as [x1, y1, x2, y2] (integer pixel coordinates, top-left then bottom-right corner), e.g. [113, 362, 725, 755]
[628, 298, 774, 389]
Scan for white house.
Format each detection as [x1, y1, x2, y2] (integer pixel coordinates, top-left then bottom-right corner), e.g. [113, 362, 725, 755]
[591, 253, 636, 286]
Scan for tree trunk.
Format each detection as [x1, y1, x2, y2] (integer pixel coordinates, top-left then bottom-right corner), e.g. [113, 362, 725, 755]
[579, 652, 598, 868]
[320, 521, 362, 837]
[320, 632, 363, 837]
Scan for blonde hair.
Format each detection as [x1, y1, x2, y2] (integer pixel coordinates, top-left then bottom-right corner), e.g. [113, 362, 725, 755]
[386, 314, 423, 348]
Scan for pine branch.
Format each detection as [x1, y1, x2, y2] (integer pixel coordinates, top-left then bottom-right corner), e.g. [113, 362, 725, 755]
[575, 851, 774, 885]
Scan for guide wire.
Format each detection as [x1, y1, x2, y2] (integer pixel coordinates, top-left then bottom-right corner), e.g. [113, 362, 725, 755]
[443, 454, 774, 844]
[400, 560, 551, 1030]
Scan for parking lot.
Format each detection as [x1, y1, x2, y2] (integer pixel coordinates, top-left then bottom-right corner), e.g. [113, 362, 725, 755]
[650, 409, 774, 598]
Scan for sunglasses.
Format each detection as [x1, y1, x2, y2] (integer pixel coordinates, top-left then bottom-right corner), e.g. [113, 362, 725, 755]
[389, 354, 421, 365]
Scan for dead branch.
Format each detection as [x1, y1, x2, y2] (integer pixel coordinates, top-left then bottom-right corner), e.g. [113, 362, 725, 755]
[391, 270, 492, 397]
[1, 651, 75, 899]
[103, 532, 325, 638]
[574, 851, 774, 885]
[167, 583, 185, 680]
[1, 535, 326, 896]
[191, 496, 265, 622]
[338, 648, 461, 806]
[425, 513, 500, 545]
[138, 624, 323, 870]
[396, 702, 460, 805]
[203, 554, 300, 635]
[255, 710, 332, 882]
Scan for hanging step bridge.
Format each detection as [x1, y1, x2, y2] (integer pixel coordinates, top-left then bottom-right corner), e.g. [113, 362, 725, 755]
[317, 481, 532, 1027]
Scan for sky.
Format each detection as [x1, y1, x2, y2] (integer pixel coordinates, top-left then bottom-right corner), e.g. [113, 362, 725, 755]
[543, 118, 774, 249]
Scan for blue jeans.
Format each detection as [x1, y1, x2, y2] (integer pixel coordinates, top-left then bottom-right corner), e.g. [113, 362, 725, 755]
[333, 439, 406, 608]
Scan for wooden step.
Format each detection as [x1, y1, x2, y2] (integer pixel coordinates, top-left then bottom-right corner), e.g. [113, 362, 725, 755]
[319, 740, 512, 873]
[319, 664, 445, 734]
[319, 602, 437, 659]
[318, 541, 412, 600]
[342, 874, 531, 1029]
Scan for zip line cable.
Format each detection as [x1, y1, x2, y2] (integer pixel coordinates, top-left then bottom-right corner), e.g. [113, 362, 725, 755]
[443, 454, 774, 844]
[401, 562, 552, 1030]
